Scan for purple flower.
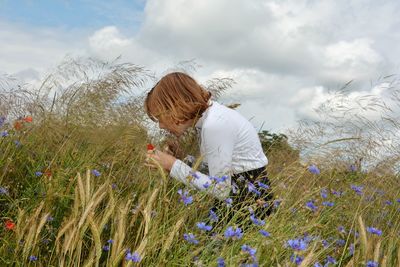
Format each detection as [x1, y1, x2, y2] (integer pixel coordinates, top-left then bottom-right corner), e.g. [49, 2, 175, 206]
[203, 182, 210, 188]
[273, 199, 282, 208]
[225, 198, 233, 207]
[366, 227, 382, 236]
[250, 214, 265, 226]
[366, 260, 378, 267]
[242, 244, 257, 257]
[196, 222, 212, 231]
[287, 239, 308, 251]
[248, 182, 261, 196]
[211, 175, 228, 184]
[111, 183, 117, 189]
[348, 243, 355, 256]
[314, 262, 323, 267]
[350, 185, 363, 195]
[103, 245, 110, 251]
[125, 251, 141, 262]
[384, 200, 392, 205]
[308, 164, 320, 175]
[349, 164, 357, 172]
[177, 189, 193, 205]
[259, 230, 270, 237]
[0, 116, 5, 127]
[217, 257, 225, 267]
[257, 181, 270, 189]
[1, 131, 8, 137]
[325, 255, 336, 265]
[107, 239, 113, 244]
[29, 255, 37, 261]
[35, 171, 43, 177]
[183, 233, 199, 244]
[306, 200, 318, 212]
[338, 226, 346, 233]
[320, 189, 328, 199]
[290, 254, 303, 265]
[14, 140, 21, 147]
[46, 215, 54, 222]
[322, 239, 329, 248]
[332, 190, 344, 197]
[336, 239, 346, 247]
[91, 169, 101, 177]
[322, 201, 335, 207]
[224, 226, 243, 239]
[209, 209, 219, 222]
[0, 187, 8, 195]
[396, 199, 400, 203]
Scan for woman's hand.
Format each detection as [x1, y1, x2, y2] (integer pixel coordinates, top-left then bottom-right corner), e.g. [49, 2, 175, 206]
[145, 149, 177, 172]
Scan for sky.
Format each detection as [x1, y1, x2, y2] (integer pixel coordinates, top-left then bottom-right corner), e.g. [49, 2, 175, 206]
[1, 0, 400, 133]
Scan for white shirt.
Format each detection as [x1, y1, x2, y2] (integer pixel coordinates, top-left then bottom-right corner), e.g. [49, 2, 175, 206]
[169, 101, 268, 200]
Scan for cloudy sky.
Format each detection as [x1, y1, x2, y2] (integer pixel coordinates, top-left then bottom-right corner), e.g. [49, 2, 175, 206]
[1, 0, 399, 133]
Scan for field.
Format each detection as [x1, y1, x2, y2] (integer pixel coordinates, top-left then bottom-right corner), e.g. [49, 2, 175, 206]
[1, 58, 399, 266]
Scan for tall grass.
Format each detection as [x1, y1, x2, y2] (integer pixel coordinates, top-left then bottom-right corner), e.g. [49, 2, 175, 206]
[0, 58, 399, 266]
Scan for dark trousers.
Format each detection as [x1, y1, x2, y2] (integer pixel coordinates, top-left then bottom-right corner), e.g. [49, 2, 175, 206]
[211, 166, 273, 225]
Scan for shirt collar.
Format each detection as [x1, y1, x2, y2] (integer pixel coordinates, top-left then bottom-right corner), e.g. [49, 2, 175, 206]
[195, 100, 213, 129]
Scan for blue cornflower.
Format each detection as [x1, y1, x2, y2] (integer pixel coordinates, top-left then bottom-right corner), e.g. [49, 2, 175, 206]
[224, 226, 243, 239]
[332, 190, 344, 197]
[336, 239, 345, 247]
[338, 226, 346, 233]
[397, 199, 400, 203]
[322, 201, 335, 207]
[111, 183, 117, 189]
[308, 164, 320, 175]
[366, 227, 382, 236]
[183, 233, 199, 244]
[348, 243, 355, 256]
[125, 250, 141, 262]
[35, 171, 43, 177]
[14, 140, 21, 147]
[322, 239, 329, 248]
[384, 200, 392, 205]
[314, 262, 323, 267]
[241, 244, 257, 257]
[349, 164, 357, 172]
[320, 188, 328, 198]
[248, 182, 261, 196]
[46, 215, 54, 222]
[103, 245, 110, 251]
[211, 175, 228, 184]
[217, 257, 225, 267]
[250, 214, 265, 226]
[366, 260, 378, 267]
[225, 198, 233, 207]
[306, 200, 318, 212]
[189, 170, 200, 179]
[0, 116, 5, 127]
[259, 229, 270, 237]
[325, 255, 336, 265]
[290, 254, 303, 265]
[29, 255, 37, 261]
[107, 239, 114, 244]
[203, 182, 210, 188]
[209, 209, 219, 222]
[177, 189, 193, 205]
[91, 169, 101, 177]
[1, 131, 8, 137]
[350, 185, 363, 195]
[196, 222, 212, 231]
[273, 199, 282, 208]
[287, 239, 308, 251]
[257, 181, 270, 189]
[0, 187, 8, 195]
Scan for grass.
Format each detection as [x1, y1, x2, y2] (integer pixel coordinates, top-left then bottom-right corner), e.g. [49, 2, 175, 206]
[0, 58, 399, 266]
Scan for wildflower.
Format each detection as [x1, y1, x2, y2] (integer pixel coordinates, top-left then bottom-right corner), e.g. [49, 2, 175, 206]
[217, 257, 225, 267]
[350, 185, 363, 195]
[1, 131, 8, 137]
[107, 239, 114, 244]
[177, 189, 193, 205]
[290, 254, 303, 265]
[322, 239, 329, 248]
[248, 182, 261, 196]
[331, 190, 344, 197]
[29, 255, 37, 261]
[241, 244, 257, 257]
[46, 215, 54, 222]
[322, 201, 335, 207]
[35, 171, 43, 177]
[209, 209, 219, 222]
[325, 255, 336, 265]
[224, 226, 243, 239]
[257, 181, 270, 189]
[308, 164, 320, 175]
[250, 214, 265, 226]
[103, 245, 110, 251]
[338, 226, 346, 234]
[336, 239, 345, 247]
[349, 164, 357, 172]
[366, 260, 378, 267]
[111, 183, 117, 189]
[366, 227, 382, 236]
[273, 199, 282, 208]
[91, 169, 101, 177]
[196, 222, 212, 231]
[259, 229, 270, 237]
[203, 182, 210, 188]
[0, 116, 5, 127]
[384, 200, 392, 205]
[306, 200, 318, 212]
[348, 243, 355, 256]
[14, 140, 21, 147]
[125, 250, 141, 262]
[314, 263, 323, 267]
[183, 233, 199, 244]
[0, 187, 8, 195]
[287, 238, 308, 251]
[14, 121, 22, 130]
[189, 170, 200, 179]
[5, 220, 15, 230]
[147, 143, 155, 151]
[23, 116, 33, 123]
[212, 175, 228, 184]
[397, 199, 400, 203]
[225, 198, 233, 207]
[320, 189, 328, 199]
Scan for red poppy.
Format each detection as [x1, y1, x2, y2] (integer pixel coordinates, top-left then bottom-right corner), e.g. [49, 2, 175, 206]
[5, 220, 15, 230]
[23, 116, 33, 123]
[14, 121, 22, 130]
[43, 169, 52, 177]
[147, 143, 155, 151]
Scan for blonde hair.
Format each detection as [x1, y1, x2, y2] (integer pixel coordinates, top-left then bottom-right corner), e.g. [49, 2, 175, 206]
[145, 72, 211, 127]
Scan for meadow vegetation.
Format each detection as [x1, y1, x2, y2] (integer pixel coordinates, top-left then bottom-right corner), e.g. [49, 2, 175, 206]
[0, 58, 399, 266]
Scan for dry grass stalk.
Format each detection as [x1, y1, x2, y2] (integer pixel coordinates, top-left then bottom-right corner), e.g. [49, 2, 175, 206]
[358, 215, 368, 261]
[160, 216, 186, 255]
